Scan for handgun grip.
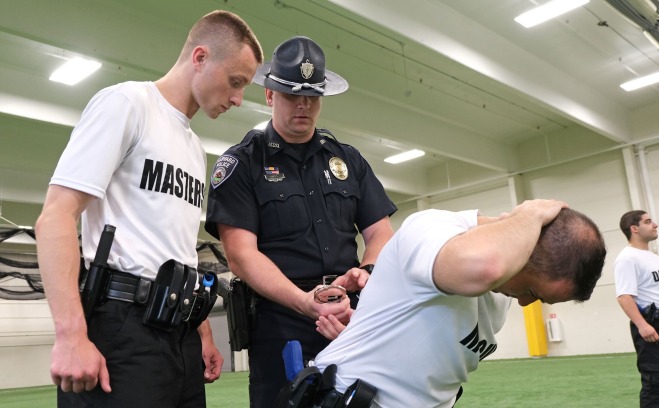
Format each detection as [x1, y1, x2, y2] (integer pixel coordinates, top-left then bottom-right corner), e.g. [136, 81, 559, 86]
[283, 340, 305, 381]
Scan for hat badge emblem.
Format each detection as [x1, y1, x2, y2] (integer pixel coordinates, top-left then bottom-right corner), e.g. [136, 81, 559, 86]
[300, 59, 314, 80]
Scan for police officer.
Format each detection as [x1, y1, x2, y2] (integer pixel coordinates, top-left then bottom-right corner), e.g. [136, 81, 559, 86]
[204, 36, 397, 407]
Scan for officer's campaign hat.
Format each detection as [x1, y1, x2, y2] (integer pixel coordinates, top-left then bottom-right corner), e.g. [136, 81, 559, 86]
[253, 36, 349, 96]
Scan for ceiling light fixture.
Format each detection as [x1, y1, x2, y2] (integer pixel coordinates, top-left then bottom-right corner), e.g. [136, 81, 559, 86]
[620, 71, 659, 91]
[254, 120, 269, 130]
[643, 30, 659, 50]
[384, 149, 425, 164]
[49, 57, 102, 85]
[514, 0, 590, 28]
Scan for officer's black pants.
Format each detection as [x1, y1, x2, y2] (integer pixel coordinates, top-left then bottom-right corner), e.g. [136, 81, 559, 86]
[631, 321, 659, 408]
[57, 300, 205, 408]
[248, 303, 330, 408]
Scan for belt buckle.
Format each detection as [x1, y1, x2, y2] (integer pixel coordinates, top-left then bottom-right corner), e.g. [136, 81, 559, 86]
[322, 275, 337, 286]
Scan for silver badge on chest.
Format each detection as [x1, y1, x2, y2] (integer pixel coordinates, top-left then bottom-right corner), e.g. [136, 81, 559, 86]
[328, 157, 348, 180]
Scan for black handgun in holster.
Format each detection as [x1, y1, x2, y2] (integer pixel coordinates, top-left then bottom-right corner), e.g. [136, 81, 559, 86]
[220, 277, 256, 351]
[143, 260, 219, 331]
[80, 224, 115, 320]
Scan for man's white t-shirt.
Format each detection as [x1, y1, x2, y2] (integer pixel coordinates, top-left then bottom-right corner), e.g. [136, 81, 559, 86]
[51, 81, 207, 279]
[614, 246, 659, 309]
[314, 209, 511, 408]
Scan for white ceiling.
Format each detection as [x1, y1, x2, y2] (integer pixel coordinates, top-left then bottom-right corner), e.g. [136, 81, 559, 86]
[2, 0, 659, 210]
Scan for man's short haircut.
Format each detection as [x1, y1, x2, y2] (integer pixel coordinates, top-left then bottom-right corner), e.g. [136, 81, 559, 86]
[179, 10, 264, 65]
[619, 210, 647, 241]
[527, 208, 606, 302]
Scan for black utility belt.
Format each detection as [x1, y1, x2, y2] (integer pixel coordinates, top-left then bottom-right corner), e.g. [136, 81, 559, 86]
[222, 274, 339, 352]
[80, 260, 219, 331]
[290, 275, 338, 292]
[105, 270, 152, 304]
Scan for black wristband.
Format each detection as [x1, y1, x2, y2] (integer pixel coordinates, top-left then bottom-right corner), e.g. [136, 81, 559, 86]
[360, 264, 375, 274]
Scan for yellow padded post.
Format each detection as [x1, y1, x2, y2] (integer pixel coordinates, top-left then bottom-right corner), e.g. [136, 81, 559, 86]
[523, 300, 548, 357]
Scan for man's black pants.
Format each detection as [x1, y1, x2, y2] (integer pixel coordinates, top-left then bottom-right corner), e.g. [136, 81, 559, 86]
[631, 320, 659, 408]
[57, 300, 205, 408]
[248, 302, 330, 408]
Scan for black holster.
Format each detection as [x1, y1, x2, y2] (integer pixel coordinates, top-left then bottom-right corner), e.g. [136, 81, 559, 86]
[185, 271, 220, 330]
[80, 224, 115, 320]
[224, 277, 256, 351]
[274, 364, 377, 408]
[79, 262, 110, 320]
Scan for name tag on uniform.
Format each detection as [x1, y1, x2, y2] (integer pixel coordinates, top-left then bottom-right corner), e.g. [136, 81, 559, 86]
[264, 166, 285, 182]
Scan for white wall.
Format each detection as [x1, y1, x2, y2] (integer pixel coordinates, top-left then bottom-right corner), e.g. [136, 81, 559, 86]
[0, 299, 54, 389]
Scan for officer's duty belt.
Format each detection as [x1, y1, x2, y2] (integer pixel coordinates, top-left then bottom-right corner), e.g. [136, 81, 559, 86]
[646, 309, 659, 322]
[290, 275, 337, 292]
[105, 270, 152, 305]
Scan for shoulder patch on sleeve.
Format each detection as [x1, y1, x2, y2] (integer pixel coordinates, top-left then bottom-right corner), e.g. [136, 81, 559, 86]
[211, 154, 239, 189]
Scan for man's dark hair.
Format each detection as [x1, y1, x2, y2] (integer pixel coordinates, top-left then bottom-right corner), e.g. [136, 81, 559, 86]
[619, 210, 647, 241]
[526, 208, 606, 302]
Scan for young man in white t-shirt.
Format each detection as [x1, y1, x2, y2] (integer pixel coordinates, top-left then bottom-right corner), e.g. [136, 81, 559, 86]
[311, 199, 606, 408]
[614, 210, 659, 407]
[35, 11, 263, 408]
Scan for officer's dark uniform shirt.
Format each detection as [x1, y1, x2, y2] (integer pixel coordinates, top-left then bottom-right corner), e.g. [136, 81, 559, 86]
[204, 123, 396, 284]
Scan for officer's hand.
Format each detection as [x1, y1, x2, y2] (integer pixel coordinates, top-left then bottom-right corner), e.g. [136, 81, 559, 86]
[331, 267, 369, 292]
[639, 323, 659, 342]
[51, 334, 111, 393]
[303, 286, 351, 322]
[316, 311, 352, 340]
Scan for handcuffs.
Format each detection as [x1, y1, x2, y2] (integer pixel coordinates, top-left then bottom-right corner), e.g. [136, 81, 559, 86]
[314, 274, 347, 303]
[314, 284, 347, 303]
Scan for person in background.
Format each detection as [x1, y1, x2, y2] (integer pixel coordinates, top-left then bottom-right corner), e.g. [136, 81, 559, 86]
[313, 199, 606, 407]
[35, 10, 263, 407]
[204, 36, 397, 407]
[614, 210, 659, 407]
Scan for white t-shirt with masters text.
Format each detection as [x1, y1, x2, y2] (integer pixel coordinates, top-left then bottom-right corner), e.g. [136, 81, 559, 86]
[51, 81, 206, 279]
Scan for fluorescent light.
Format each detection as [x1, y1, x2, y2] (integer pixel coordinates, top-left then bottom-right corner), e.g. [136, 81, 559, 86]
[254, 120, 269, 130]
[643, 30, 659, 50]
[49, 57, 102, 85]
[384, 149, 425, 164]
[515, 0, 589, 28]
[620, 71, 659, 91]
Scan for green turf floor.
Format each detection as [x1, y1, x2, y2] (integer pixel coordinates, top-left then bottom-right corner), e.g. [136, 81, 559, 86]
[0, 353, 639, 407]
[459, 353, 639, 407]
